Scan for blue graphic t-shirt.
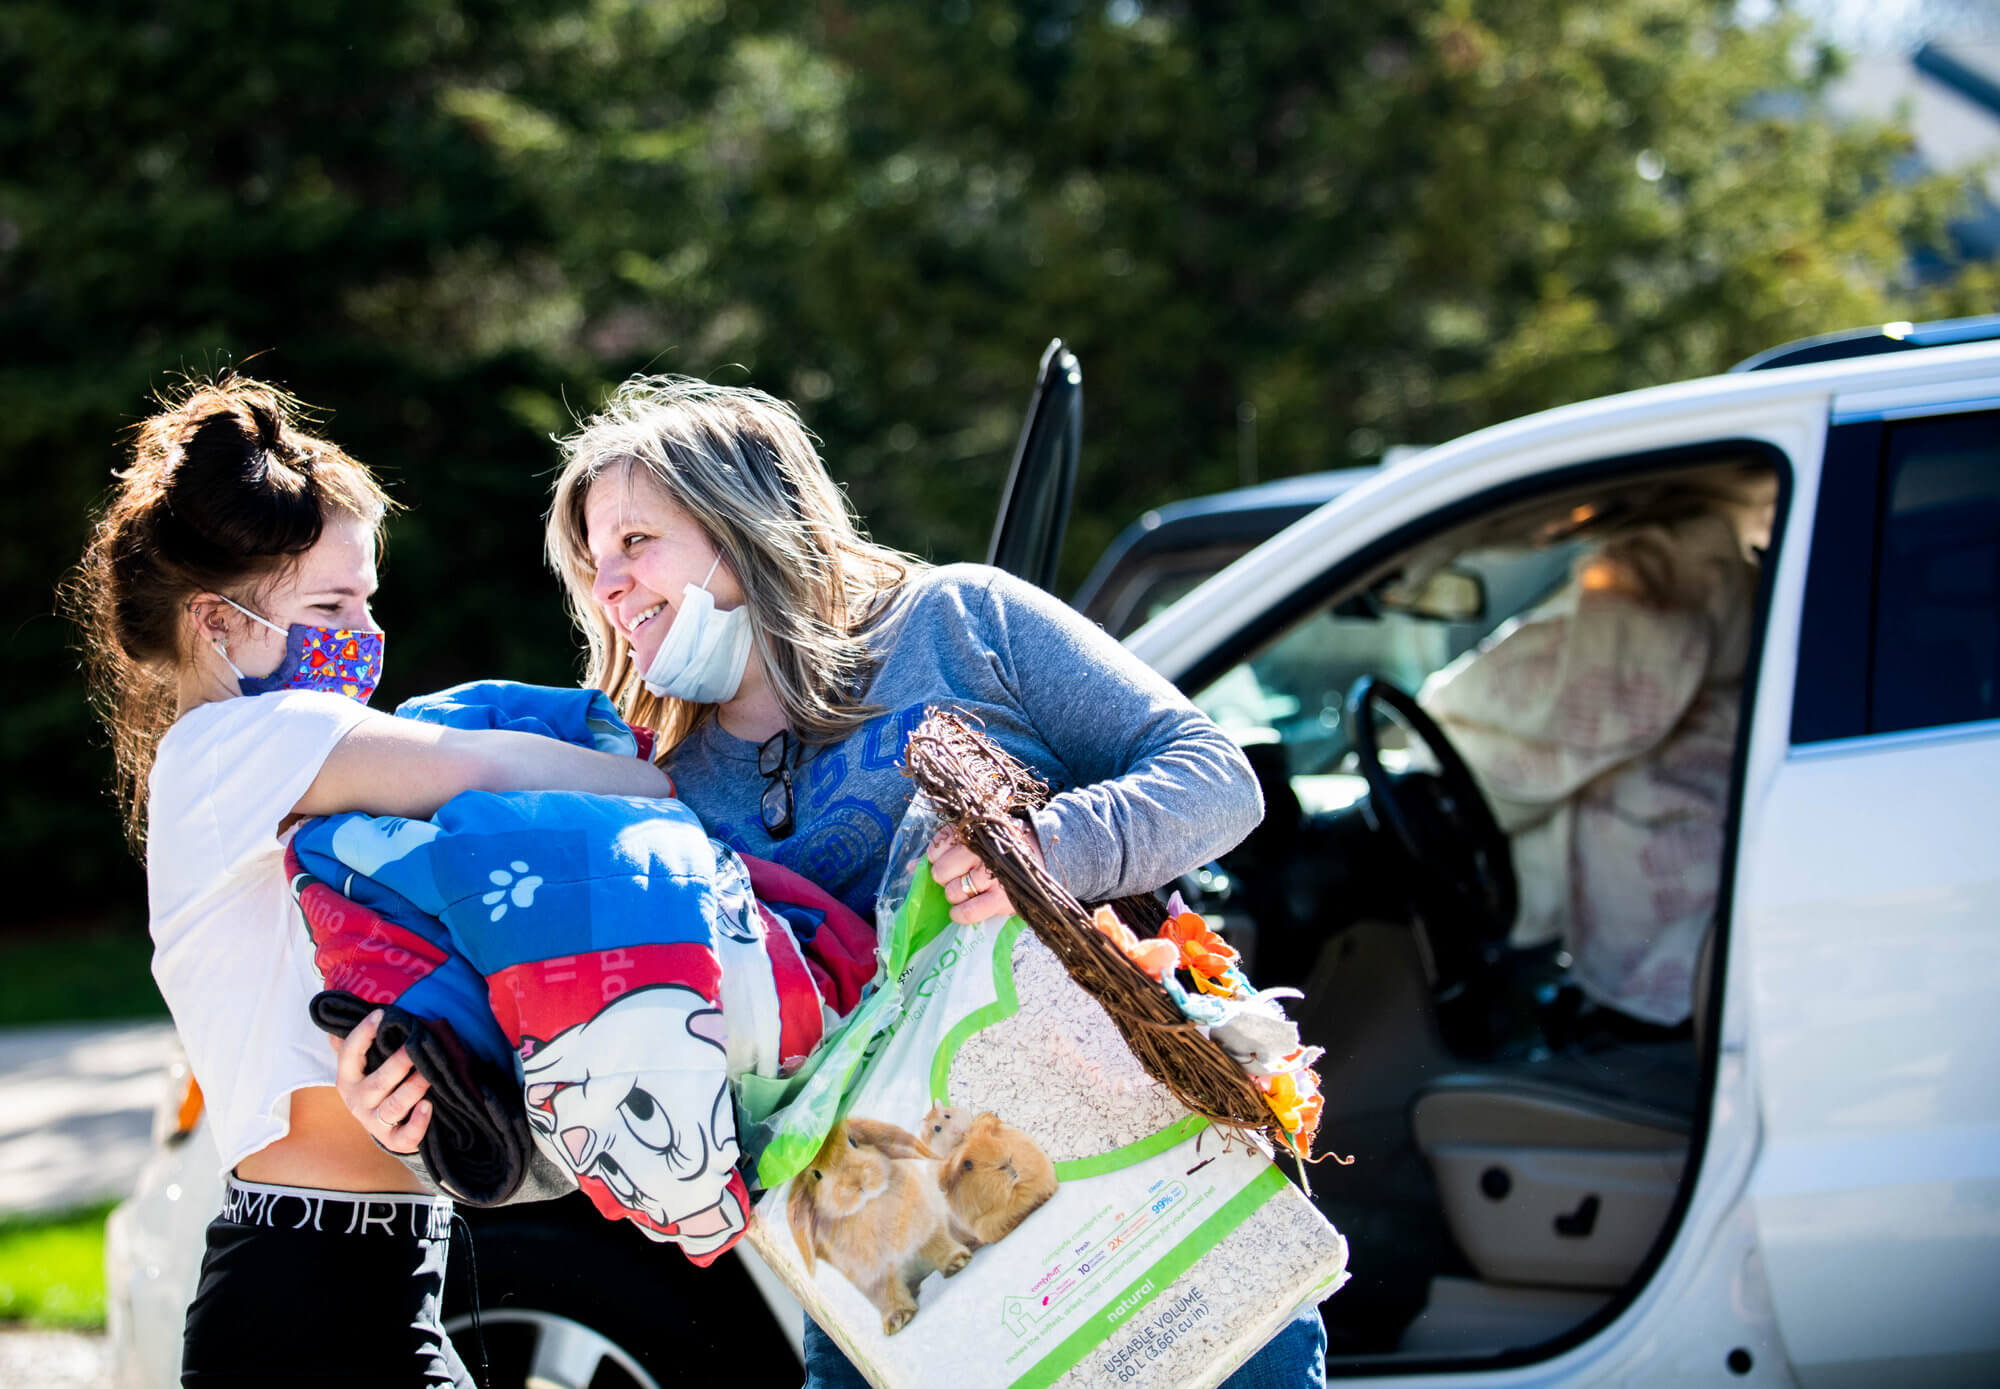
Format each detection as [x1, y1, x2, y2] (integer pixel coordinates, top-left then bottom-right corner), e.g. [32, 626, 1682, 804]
[663, 564, 1262, 919]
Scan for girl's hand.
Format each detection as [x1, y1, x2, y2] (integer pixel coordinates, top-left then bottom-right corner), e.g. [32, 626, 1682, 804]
[929, 825, 1045, 925]
[330, 1010, 433, 1156]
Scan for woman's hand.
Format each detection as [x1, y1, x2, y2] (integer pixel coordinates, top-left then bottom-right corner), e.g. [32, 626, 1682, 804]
[330, 1010, 433, 1156]
[929, 824, 1045, 925]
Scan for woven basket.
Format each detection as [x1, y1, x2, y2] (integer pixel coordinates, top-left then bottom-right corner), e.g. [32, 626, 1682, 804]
[902, 708, 1283, 1151]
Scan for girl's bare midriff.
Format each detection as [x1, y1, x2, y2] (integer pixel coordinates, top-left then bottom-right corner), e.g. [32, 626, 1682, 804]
[233, 1085, 430, 1193]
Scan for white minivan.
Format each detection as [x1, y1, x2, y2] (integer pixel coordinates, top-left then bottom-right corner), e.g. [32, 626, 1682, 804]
[110, 327, 2000, 1387]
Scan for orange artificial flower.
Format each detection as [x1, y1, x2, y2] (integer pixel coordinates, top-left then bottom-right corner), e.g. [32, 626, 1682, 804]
[1296, 1088, 1324, 1152]
[1259, 1070, 1307, 1131]
[1090, 904, 1138, 952]
[1161, 911, 1239, 990]
[1258, 1067, 1326, 1158]
[1128, 938, 1181, 982]
[1191, 968, 1239, 998]
[1090, 905, 1177, 982]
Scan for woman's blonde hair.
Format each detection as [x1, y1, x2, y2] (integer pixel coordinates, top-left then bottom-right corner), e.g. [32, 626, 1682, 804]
[546, 376, 924, 751]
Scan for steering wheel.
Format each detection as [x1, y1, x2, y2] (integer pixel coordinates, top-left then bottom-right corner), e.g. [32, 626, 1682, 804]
[1345, 675, 1518, 944]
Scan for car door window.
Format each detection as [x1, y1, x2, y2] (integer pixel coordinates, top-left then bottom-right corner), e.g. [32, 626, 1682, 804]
[1093, 549, 1250, 638]
[1870, 410, 2000, 735]
[1190, 545, 1575, 783]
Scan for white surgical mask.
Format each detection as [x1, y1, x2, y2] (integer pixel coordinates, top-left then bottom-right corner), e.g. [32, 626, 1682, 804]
[639, 556, 754, 703]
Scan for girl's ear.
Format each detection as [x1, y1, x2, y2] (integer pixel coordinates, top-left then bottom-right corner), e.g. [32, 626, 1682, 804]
[185, 594, 237, 648]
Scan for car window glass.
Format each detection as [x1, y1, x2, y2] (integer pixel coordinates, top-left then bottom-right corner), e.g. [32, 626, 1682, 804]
[1191, 545, 1576, 784]
[1114, 566, 1226, 637]
[1084, 546, 1255, 637]
[1870, 411, 2000, 735]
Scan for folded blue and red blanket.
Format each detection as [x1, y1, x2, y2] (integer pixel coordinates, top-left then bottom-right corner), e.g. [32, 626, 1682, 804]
[287, 682, 875, 1265]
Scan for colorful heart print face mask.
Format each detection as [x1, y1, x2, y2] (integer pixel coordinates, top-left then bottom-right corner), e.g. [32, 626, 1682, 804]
[215, 595, 385, 704]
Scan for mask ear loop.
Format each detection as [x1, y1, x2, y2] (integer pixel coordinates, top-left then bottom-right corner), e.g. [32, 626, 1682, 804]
[699, 554, 722, 591]
[215, 593, 290, 637]
[195, 595, 283, 685]
[211, 637, 248, 683]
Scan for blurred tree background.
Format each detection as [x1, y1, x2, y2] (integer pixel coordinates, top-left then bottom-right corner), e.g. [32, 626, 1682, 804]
[1, 0, 1992, 928]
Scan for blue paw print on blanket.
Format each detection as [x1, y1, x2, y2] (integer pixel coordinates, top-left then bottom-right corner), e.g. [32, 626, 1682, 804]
[483, 861, 543, 921]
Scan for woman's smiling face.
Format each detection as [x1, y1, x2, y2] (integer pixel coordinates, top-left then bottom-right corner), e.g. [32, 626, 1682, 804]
[584, 466, 745, 672]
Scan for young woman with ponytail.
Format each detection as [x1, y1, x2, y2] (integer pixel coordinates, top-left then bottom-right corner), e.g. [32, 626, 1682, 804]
[69, 375, 675, 1387]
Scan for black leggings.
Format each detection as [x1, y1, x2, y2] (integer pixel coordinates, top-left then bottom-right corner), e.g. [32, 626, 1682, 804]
[181, 1178, 474, 1388]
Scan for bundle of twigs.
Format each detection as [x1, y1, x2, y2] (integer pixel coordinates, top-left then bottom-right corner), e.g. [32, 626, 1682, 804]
[902, 708, 1280, 1149]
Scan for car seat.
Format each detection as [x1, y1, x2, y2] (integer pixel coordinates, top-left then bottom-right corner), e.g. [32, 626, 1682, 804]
[1410, 921, 1713, 1293]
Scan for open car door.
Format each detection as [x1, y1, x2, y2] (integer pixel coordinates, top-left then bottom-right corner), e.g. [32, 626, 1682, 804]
[986, 338, 1082, 592]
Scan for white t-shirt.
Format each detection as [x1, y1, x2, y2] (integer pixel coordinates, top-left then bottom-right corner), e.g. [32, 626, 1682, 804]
[147, 689, 378, 1173]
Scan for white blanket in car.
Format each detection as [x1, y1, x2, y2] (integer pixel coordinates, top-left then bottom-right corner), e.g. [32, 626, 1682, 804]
[1419, 512, 1757, 1026]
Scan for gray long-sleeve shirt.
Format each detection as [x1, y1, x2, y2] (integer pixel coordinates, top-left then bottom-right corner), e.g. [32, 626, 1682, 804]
[668, 563, 1264, 913]
[408, 562, 1262, 1203]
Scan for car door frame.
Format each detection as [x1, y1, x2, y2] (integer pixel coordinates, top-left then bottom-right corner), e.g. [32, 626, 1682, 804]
[1741, 381, 2000, 1389]
[1124, 367, 1882, 1385]
[986, 338, 1083, 592]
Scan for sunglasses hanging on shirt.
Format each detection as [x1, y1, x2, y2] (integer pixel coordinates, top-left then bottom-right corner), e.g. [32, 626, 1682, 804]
[758, 729, 796, 840]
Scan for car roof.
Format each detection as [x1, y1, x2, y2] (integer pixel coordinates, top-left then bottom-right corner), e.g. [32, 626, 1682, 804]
[1730, 313, 2000, 372]
[1127, 336, 2000, 676]
[1071, 467, 1373, 615]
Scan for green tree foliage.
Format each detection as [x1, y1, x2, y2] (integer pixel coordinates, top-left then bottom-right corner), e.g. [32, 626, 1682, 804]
[575, 0, 1991, 561]
[0, 0, 596, 918]
[1, 0, 1991, 921]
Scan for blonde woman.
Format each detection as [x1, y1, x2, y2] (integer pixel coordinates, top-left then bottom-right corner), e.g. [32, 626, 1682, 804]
[565, 378, 1335, 1387]
[358, 376, 1324, 1386]
[544, 378, 1267, 923]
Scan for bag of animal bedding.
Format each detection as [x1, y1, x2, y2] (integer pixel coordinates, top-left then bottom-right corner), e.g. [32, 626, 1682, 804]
[739, 804, 1350, 1389]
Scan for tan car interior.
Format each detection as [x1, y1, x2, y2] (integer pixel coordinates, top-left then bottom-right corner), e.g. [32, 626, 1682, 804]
[1212, 454, 1777, 1361]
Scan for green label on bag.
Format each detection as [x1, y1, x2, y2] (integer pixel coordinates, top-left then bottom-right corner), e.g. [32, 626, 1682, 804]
[931, 917, 1024, 1101]
[1007, 1164, 1289, 1389]
[922, 916, 1212, 1182]
[1050, 1115, 1207, 1182]
[902, 864, 959, 962]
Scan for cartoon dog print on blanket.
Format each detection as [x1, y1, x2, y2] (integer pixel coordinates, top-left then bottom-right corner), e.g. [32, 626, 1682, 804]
[521, 983, 748, 1260]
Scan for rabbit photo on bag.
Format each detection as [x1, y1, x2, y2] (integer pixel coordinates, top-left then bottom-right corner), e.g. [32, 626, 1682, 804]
[787, 1117, 974, 1335]
[936, 1111, 1059, 1249]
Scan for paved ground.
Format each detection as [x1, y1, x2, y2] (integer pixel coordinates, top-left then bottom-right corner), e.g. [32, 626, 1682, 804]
[0, 1020, 180, 1389]
[0, 1020, 179, 1214]
[0, 1327, 110, 1389]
